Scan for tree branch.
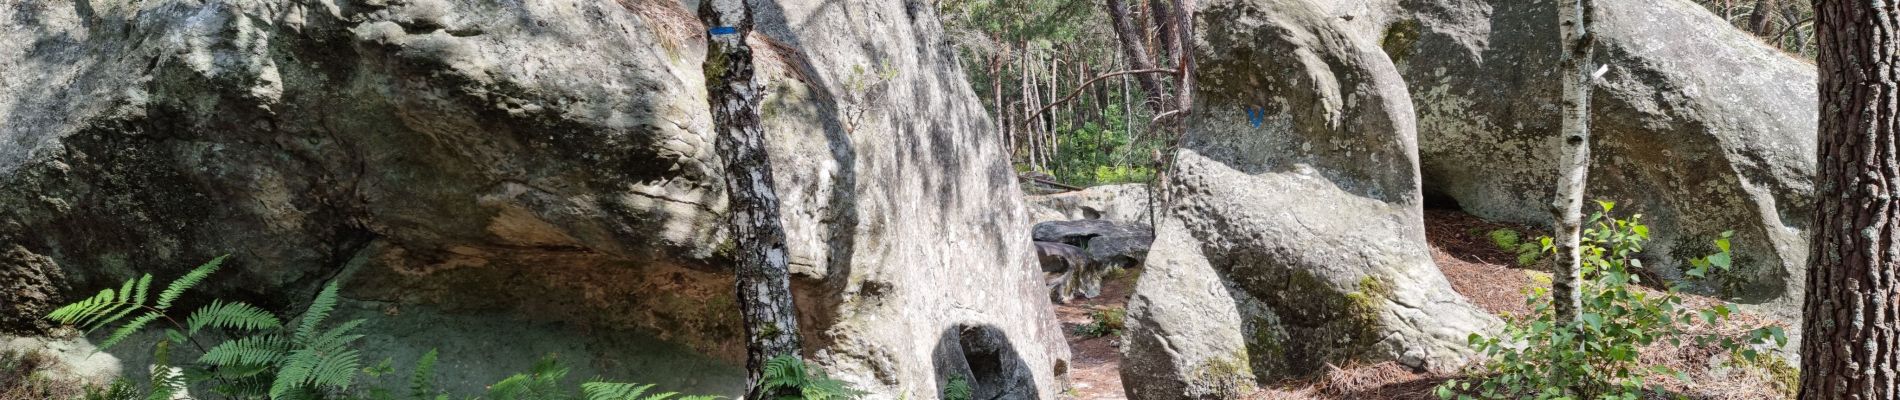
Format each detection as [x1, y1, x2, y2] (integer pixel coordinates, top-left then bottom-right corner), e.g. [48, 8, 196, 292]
[1019, 68, 1176, 124]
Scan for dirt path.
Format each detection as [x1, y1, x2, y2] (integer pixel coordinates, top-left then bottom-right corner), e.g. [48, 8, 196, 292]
[1054, 272, 1136, 400]
[1052, 209, 1789, 399]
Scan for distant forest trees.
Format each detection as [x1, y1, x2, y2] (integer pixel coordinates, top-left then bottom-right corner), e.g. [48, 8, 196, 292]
[1692, 0, 1816, 58]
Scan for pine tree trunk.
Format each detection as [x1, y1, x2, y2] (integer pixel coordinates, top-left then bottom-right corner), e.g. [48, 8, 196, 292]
[1798, 1, 1900, 398]
[1550, 0, 1596, 324]
[697, 1, 802, 398]
[1106, 0, 1169, 113]
[1149, 0, 1179, 64]
[1746, 0, 1777, 36]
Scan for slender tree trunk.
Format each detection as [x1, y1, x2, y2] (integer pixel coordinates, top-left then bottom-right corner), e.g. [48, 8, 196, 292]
[992, 51, 1008, 155]
[1798, 1, 1900, 398]
[697, 1, 801, 398]
[1171, 0, 1197, 119]
[1149, 0, 1180, 64]
[1106, 0, 1169, 113]
[1550, 0, 1596, 324]
[1747, 0, 1777, 35]
[1049, 56, 1061, 169]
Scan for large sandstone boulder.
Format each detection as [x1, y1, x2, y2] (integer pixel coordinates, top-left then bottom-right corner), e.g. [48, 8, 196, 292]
[1378, 0, 1815, 323]
[1119, 0, 1496, 398]
[1025, 183, 1154, 223]
[0, 0, 1066, 397]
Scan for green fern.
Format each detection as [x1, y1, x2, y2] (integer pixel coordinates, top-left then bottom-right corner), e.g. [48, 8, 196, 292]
[50, 256, 720, 400]
[581, 381, 718, 400]
[941, 375, 972, 400]
[46, 256, 227, 350]
[760, 356, 864, 400]
[188, 300, 283, 334]
[411, 349, 448, 400]
[487, 355, 573, 400]
[269, 282, 365, 399]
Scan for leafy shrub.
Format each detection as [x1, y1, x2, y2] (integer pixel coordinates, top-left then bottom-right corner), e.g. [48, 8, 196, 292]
[760, 356, 864, 400]
[1073, 308, 1126, 338]
[46, 256, 715, 400]
[941, 375, 972, 400]
[1437, 202, 1787, 400]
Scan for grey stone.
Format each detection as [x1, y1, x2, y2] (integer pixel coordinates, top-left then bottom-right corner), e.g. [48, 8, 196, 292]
[1120, 0, 1497, 397]
[1034, 241, 1088, 274]
[1379, 0, 1815, 335]
[1086, 234, 1154, 270]
[1025, 183, 1155, 224]
[1032, 219, 1153, 247]
[0, 0, 1067, 397]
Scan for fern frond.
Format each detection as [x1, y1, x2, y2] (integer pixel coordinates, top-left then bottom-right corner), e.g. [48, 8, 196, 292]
[306, 347, 362, 390]
[411, 349, 441, 400]
[187, 300, 283, 334]
[90, 275, 158, 332]
[198, 335, 289, 367]
[485, 373, 534, 400]
[156, 255, 225, 311]
[581, 382, 658, 400]
[271, 348, 320, 399]
[761, 356, 807, 393]
[47, 289, 114, 326]
[97, 311, 161, 350]
[295, 282, 342, 341]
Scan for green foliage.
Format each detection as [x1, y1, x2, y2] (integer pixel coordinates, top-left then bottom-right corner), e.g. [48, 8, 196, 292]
[760, 356, 864, 400]
[46, 256, 718, 400]
[941, 375, 973, 400]
[1073, 307, 1126, 338]
[1487, 228, 1549, 267]
[1437, 202, 1788, 400]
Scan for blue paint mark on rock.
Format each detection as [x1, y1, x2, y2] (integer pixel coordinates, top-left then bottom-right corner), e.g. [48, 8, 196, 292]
[709, 26, 738, 35]
[1245, 107, 1264, 128]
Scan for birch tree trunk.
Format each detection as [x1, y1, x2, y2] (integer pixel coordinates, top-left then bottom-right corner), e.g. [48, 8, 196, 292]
[1798, 1, 1900, 398]
[1550, 0, 1596, 324]
[697, 1, 801, 398]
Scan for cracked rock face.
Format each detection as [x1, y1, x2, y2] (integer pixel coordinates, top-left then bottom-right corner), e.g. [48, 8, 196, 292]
[1119, 0, 1496, 398]
[0, 0, 1066, 397]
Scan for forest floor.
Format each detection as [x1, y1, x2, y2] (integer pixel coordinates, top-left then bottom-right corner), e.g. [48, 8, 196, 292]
[1054, 209, 1794, 400]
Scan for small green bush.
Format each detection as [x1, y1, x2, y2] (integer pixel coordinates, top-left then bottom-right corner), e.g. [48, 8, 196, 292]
[1437, 202, 1787, 400]
[1073, 308, 1126, 338]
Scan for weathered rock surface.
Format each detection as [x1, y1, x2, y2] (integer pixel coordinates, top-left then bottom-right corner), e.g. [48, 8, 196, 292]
[1025, 183, 1154, 223]
[1032, 219, 1152, 247]
[0, 0, 1066, 397]
[1120, 0, 1496, 397]
[1378, 0, 1815, 321]
[1034, 241, 1088, 274]
[1086, 234, 1152, 270]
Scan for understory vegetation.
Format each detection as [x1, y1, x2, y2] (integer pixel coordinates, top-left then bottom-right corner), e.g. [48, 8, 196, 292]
[34, 257, 863, 400]
[1437, 202, 1788, 400]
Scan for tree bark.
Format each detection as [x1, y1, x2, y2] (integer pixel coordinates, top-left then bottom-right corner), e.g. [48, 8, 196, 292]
[697, 1, 801, 398]
[1106, 0, 1169, 113]
[1746, 0, 1777, 35]
[1149, 0, 1180, 64]
[1550, 0, 1596, 324]
[1798, 1, 1900, 398]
